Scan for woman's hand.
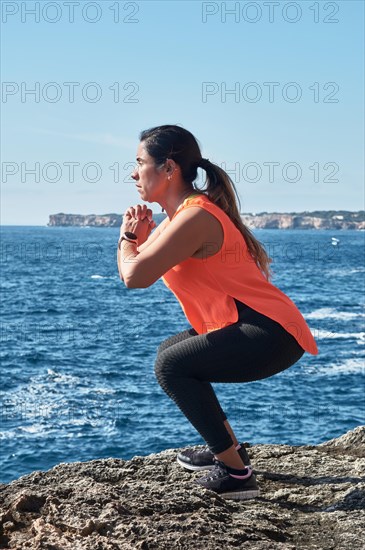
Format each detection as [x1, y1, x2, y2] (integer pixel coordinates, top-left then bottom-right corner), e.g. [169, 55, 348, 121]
[120, 204, 157, 245]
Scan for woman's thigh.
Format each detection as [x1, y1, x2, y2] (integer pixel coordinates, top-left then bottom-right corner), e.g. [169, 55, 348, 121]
[156, 326, 197, 356]
[158, 309, 305, 384]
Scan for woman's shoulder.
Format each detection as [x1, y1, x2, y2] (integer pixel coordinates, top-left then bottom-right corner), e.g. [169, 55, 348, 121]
[184, 193, 211, 206]
[183, 193, 224, 214]
[170, 193, 232, 233]
[182, 193, 230, 222]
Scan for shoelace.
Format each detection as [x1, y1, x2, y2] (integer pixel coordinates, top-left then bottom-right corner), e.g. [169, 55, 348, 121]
[196, 448, 210, 455]
[200, 461, 229, 482]
[201, 460, 253, 482]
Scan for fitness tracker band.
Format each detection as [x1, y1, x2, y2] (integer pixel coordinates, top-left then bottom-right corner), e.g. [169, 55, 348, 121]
[118, 232, 138, 250]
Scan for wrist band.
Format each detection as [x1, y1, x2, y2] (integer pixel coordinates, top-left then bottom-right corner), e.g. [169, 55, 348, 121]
[118, 233, 138, 250]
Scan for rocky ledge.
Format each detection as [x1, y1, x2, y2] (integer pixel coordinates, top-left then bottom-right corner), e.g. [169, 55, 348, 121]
[0, 427, 364, 549]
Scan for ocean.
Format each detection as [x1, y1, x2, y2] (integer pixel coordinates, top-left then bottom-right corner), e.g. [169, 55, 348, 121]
[1, 226, 364, 484]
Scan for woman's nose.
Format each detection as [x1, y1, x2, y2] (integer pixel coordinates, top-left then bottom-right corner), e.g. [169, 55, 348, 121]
[131, 168, 138, 181]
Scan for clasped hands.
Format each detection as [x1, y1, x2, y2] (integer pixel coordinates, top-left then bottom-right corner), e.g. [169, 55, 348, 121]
[120, 204, 157, 245]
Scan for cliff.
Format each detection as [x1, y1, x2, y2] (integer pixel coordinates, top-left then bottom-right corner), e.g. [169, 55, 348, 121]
[241, 211, 365, 230]
[47, 213, 166, 228]
[47, 213, 122, 227]
[47, 211, 365, 229]
[0, 426, 364, 549]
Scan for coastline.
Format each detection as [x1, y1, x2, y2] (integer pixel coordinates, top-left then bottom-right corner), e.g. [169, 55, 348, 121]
[47, 211, 365, 230]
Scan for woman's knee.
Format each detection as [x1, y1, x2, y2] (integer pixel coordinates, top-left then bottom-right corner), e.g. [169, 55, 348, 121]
[156, 339, 170, 358]
[154, 351, 172, 385]
[154, 351, 185, 391]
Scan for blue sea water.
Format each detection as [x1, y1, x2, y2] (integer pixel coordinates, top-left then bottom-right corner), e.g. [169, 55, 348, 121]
[0, 226, 364, 484]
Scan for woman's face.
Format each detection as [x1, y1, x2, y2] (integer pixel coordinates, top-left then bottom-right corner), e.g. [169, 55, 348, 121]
[131, 142, 166, 203]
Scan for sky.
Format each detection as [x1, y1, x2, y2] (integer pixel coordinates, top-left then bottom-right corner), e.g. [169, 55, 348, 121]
[1, 0, 364, 225]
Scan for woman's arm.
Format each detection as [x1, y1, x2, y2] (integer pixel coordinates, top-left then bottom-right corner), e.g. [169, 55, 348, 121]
[123, 207, 214, 288]
[137, 216, 169, 253]
[118, 218, 168, 281]
[117, 247, 125, 281]
[117, 206, 158, 281]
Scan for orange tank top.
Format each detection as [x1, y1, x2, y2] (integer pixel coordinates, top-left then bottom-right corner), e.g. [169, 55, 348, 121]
[161, 194, 318, 355]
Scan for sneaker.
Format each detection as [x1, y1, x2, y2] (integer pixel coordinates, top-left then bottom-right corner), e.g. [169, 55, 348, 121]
[177, 443, 252, 472]
[194, 460, 260, 500]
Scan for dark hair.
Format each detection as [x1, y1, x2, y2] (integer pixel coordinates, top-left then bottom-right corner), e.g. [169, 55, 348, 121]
[139, 124, 273, 281]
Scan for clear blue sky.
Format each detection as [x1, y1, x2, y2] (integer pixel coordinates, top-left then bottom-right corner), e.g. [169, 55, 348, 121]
[1, 0, 364, 225]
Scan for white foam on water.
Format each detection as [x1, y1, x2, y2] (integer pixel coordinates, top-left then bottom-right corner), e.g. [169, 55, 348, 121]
[313, 329, 365, 344]
[19, 425, 46, 434]
[46, 368, 75, 379]
[94, 387, 116, 395]
[327, 267, 365, 277]
[43, 369, 80, 389]
[306, 307, 365, 321]
[0, 430, 17, 440]
[91, 275, 116, 279]
[316, 357, 365, 375]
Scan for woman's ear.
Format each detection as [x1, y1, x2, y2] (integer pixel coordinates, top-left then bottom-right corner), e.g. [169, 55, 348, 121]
[165, 158, 176, 176]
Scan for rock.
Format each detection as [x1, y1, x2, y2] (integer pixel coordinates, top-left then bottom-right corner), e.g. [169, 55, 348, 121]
[0, 427, 364, 549]
[317, 425, 365, 456]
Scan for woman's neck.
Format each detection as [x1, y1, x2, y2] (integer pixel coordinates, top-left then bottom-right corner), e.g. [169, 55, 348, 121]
[162, 189, 202, 220]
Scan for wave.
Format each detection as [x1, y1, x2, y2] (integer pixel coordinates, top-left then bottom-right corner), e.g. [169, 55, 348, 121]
[46, 368, 81, 385]
[307, 307, 365, 321]
[327, 267, 365, 277]
[315, 357, 365, 375]
[19, 425, 46, 434]
[313, 329, 365, 344]
[0, 430, 18, 440]
[0, 425, 51, 440]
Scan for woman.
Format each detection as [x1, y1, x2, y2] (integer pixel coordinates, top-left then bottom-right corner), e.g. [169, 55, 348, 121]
[117, 125, 318, 501]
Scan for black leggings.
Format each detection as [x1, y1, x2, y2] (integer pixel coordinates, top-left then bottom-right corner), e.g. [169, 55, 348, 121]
[154, 299, 305, 455]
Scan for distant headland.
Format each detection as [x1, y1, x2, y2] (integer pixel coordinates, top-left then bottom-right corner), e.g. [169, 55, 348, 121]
[48, 211, 365, 230]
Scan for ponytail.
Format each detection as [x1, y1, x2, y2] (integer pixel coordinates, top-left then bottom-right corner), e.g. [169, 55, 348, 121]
[196, 158, 273, 282]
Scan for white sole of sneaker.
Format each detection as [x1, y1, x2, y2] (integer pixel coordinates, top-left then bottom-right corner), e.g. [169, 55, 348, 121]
[220, 488, 260, 500]
[177, 456, 254, 473]
[176, 456, 215, 471]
